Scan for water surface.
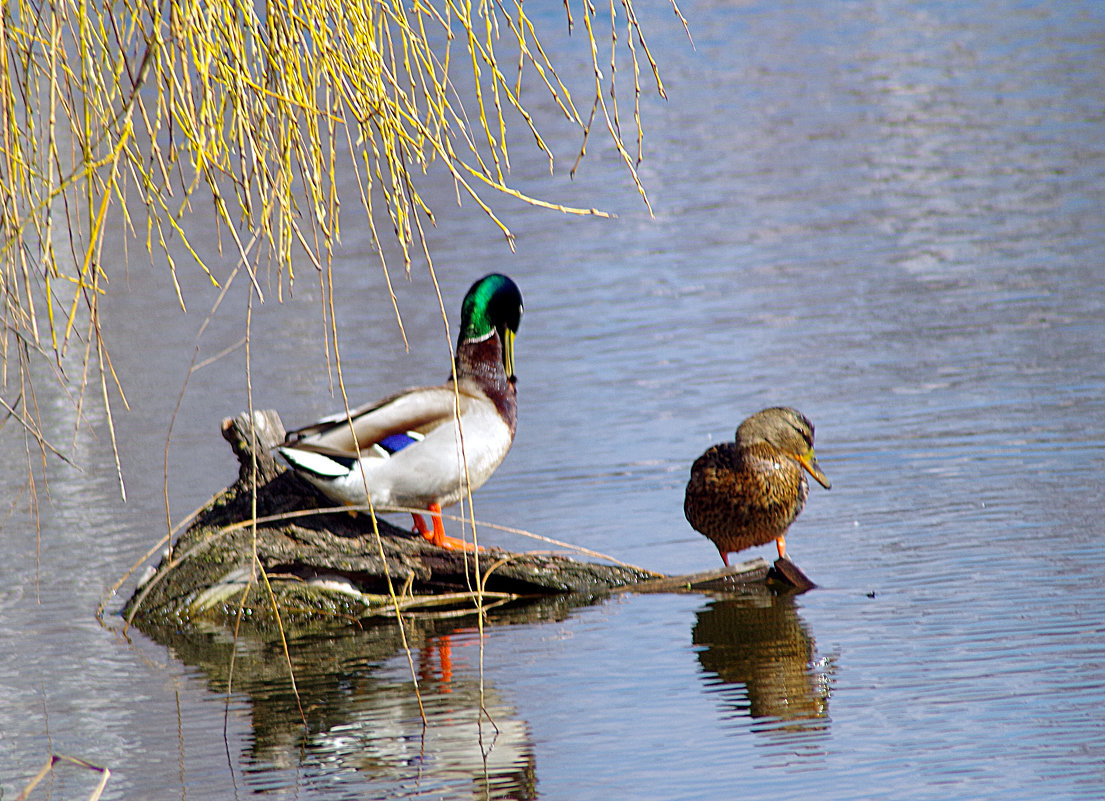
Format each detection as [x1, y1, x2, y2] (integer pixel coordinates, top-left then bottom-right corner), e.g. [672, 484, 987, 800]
[2, 1, 1104, 799]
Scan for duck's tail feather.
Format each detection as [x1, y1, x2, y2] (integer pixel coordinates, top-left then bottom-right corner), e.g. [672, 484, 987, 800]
[277, 446, 355, 478]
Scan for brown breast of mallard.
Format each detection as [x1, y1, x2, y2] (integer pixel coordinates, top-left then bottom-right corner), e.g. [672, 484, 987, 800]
[684, 441, 809, 557]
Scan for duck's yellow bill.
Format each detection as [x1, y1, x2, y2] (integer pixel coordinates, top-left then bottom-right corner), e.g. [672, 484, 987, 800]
[502, 327, 516, 380]
[799, 448, 831, 489]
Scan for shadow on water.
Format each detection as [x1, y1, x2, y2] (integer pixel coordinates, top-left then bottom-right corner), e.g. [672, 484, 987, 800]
[692, 586, 834, 750]
[135, 595, 597, 800]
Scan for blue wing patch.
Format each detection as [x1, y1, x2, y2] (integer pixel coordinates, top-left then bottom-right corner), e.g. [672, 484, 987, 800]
[376, 431, 424, 454]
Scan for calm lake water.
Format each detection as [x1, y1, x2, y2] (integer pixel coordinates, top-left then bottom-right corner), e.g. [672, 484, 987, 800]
[3, 1, 1104, 799]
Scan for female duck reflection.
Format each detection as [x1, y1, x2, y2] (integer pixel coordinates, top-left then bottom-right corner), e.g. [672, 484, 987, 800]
[692, 591, 834, 741]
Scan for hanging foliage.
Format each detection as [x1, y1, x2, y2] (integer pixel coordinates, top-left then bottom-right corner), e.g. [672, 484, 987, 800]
[0, 0, 682, 484]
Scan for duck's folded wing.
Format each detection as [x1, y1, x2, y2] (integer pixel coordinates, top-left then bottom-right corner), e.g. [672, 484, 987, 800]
[284, 387, 469, 456]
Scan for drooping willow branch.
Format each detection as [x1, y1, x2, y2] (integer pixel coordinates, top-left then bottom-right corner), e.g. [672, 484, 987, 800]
[0, 0, 682, 490]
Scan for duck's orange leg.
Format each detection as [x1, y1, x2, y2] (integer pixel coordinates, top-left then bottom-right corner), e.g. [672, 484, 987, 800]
[776, 535, 787, 560]
[418, 635, 455, 693]
[437, 635, 454, 689]
[414, 503, 483, 551]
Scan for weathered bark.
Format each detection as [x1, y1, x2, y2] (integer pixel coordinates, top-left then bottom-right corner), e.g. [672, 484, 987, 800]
[123, 410, 800, 630]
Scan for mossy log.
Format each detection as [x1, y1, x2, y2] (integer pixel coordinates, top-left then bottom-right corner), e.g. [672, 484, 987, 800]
[123, 410, 799, 630]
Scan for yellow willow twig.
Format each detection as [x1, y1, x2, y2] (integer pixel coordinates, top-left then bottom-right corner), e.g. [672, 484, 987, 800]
[1, 0, 672, 509]
[15, 754, 110, 801]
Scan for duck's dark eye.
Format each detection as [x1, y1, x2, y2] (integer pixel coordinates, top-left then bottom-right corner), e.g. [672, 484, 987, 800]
[789, 422, 812, 448]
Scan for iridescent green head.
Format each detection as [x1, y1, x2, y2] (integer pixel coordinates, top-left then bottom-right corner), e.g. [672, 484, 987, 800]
[459, 273, 523, 379]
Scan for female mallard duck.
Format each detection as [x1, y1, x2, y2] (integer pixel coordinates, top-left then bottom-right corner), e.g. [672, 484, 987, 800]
[277, 273, 523, 551]
[684, 407, 830, 566]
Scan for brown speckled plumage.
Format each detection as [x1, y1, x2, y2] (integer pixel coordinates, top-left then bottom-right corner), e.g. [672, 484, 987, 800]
[684, 407, 831, 566]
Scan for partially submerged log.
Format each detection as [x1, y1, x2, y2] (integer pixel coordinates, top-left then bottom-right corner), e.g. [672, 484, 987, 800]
[123, 410, 806, 629]
[617, 556, 816, 595]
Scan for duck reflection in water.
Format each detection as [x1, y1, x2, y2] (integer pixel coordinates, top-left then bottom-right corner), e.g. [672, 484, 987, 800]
[144, 616, 538, 801]
[300, 627, 537, 800]
[692, 590, 834, 743]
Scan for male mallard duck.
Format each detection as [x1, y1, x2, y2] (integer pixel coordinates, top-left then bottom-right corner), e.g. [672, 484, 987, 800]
[277, 273, 523, 550]
[684, 407, 831, 566]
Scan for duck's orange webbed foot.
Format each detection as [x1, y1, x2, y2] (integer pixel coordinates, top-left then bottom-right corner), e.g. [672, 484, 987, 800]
[412, 504, 484, 552]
